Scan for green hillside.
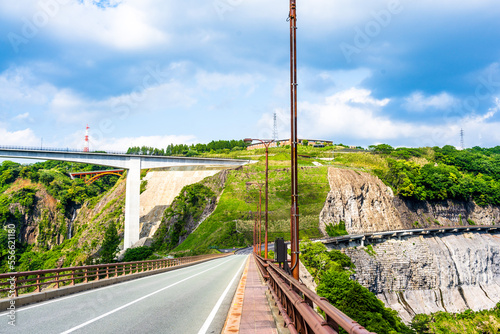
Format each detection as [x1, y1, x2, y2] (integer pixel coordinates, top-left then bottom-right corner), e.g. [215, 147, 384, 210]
[173, 159, 330, 254]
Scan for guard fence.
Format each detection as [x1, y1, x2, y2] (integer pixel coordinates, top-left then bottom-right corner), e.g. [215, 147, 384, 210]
[254, 254, 376, 334]
[0, 253, 226, 298]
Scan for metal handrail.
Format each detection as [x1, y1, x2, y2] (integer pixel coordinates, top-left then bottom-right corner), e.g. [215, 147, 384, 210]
[254, 254, 375, 334]
[0, 254, 227, 298]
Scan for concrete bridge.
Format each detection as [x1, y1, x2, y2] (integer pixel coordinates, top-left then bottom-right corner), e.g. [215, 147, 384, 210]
[0, 147, 248, 249]
[317, 225, 500, 248]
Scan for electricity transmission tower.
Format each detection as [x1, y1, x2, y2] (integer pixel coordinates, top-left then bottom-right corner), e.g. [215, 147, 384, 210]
[273, 112, 278, 141]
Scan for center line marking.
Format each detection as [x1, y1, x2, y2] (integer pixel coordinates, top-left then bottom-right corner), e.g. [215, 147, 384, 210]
[60, 257, 237, 334]
[197, 256, 247, 334]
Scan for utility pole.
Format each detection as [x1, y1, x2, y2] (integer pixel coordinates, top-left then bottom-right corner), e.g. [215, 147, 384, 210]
[289, 0, 300, 280]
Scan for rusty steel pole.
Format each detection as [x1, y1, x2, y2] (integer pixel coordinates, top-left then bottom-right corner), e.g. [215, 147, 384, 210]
[289, 0, 300, 280]
[258, 185, 262, 256]
[253, 215, 257, 254]
[264, 144, 269, 259]
[244, 138, 274, 259]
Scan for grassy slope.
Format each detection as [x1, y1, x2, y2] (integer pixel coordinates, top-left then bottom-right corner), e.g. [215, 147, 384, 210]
[174, 150, 330, 253]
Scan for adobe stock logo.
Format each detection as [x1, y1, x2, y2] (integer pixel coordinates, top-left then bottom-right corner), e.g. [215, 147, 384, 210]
[213, 0, 243, 21]
[340, 0, 403, 64]
[7, 0, 71, 53]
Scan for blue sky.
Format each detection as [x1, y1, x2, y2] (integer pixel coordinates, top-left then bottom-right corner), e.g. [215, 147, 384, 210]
[0, 0, 499, 151]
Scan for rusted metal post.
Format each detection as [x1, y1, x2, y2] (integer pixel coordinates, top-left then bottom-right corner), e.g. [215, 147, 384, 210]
[244, 138, 274, 259]
[258, 186, 262, 256]
[35, 274, 41, 292]
[264, 144, 269, 259]
[253, 215, 257, 254]
[289, 0, 300, 280]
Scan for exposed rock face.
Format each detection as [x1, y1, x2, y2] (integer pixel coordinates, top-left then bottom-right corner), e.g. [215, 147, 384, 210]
[320, 167, 500, 234]
[319, 167, 500, 321]
[6, 179, 65, 249]
[319, 168, 406, 234]
[337, 232, 500, 322]
[395, 197, 500, 227]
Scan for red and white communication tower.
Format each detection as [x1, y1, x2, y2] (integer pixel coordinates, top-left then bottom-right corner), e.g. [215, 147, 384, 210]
[84, 125, 89, 152]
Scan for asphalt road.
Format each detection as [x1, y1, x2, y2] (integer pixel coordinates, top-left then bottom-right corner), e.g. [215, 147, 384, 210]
[235, 243, 275, 255]
[0, 255, 248, 334]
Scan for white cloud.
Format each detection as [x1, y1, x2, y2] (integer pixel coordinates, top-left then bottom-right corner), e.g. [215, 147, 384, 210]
[403, 92, 457, 112]
[12, 112, 34, 122]
[0, 126, 39, 146]
[296, 87, 500, 147]
[1, 0, 167, 51]
[87, 134, 198, 152]
[0, 68, 55, 106]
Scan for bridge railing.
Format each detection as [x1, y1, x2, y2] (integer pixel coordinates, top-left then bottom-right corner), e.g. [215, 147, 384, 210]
[0, 253, 226, 298]
[254, 254, 375, 334]
[0, 145, 127, 155]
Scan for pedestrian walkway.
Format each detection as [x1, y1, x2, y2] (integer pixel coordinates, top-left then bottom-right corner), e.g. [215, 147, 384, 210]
[223, 255, 278, 334]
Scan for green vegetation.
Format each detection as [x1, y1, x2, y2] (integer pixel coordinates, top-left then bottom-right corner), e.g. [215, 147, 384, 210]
[0, 159, 122, 272]
[364, 244, 376, 257]
[301, 240, 411, 334]
[126, 139, 248, 156]
[173, 160, 330, 254]
[372, 145, 500, 206]
[100, 222, 120, 264]
[411, 304, 500, 333]
[122, 246, 155, 262]
[140, 180, 148, 194]
[153, 183, 216, 252]
[325, 221, 348, 237]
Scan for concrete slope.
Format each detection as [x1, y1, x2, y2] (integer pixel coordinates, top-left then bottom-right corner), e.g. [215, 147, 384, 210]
[139, 170, 220, 238]
[337, 232, 500, 322]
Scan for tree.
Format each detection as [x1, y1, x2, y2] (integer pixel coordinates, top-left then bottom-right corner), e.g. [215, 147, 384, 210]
[100, 222, 120, 264]
[317, 269, 412, 334]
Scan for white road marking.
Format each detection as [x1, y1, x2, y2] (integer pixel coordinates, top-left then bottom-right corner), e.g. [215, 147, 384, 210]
[0, 258, 212, 317]
[197, 256, 247, 334]
[59, 257, 236, 334]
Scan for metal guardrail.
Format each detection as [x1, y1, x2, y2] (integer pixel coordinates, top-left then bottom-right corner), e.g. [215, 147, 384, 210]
[0, 145, 127, 155]
[0, 254, 226, 298]
[0, 145, 250, 161]
[254, 254, 375, 334]
[319, 225, 499, 246]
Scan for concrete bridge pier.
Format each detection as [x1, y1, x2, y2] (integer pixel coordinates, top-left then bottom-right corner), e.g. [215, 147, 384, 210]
[124, 157, 141, 249]
[0, 148, 248, 250]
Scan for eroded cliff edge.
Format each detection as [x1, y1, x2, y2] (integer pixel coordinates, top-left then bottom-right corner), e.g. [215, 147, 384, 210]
[319, 167, 500, 322]
[319, 167, 500, 234]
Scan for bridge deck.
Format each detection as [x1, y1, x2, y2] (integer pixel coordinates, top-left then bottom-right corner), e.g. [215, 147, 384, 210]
[225, 256, 277, 333]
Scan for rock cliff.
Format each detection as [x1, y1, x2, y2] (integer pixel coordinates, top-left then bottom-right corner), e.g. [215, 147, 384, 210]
[319, 168, 405, 234]
[5, 179, 65, 248]
[338, 232, 500, 322]
[319, 167, 500, 234]
[319, 167, 500, 322]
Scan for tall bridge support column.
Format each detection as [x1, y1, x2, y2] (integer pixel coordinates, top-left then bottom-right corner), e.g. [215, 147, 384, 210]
[124, 157, 141, 249]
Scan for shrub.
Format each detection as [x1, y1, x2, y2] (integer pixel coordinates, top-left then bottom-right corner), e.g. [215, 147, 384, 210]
[122, 246, 154, 262]
[325, 221, 348, 237]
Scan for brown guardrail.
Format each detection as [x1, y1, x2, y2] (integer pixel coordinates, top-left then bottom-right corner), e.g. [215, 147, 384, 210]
[0, 254, 226, 298]
[254, 254, 375, 334]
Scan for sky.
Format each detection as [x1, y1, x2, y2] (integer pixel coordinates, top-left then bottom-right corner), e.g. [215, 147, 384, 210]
[0, 0, 499, 152]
